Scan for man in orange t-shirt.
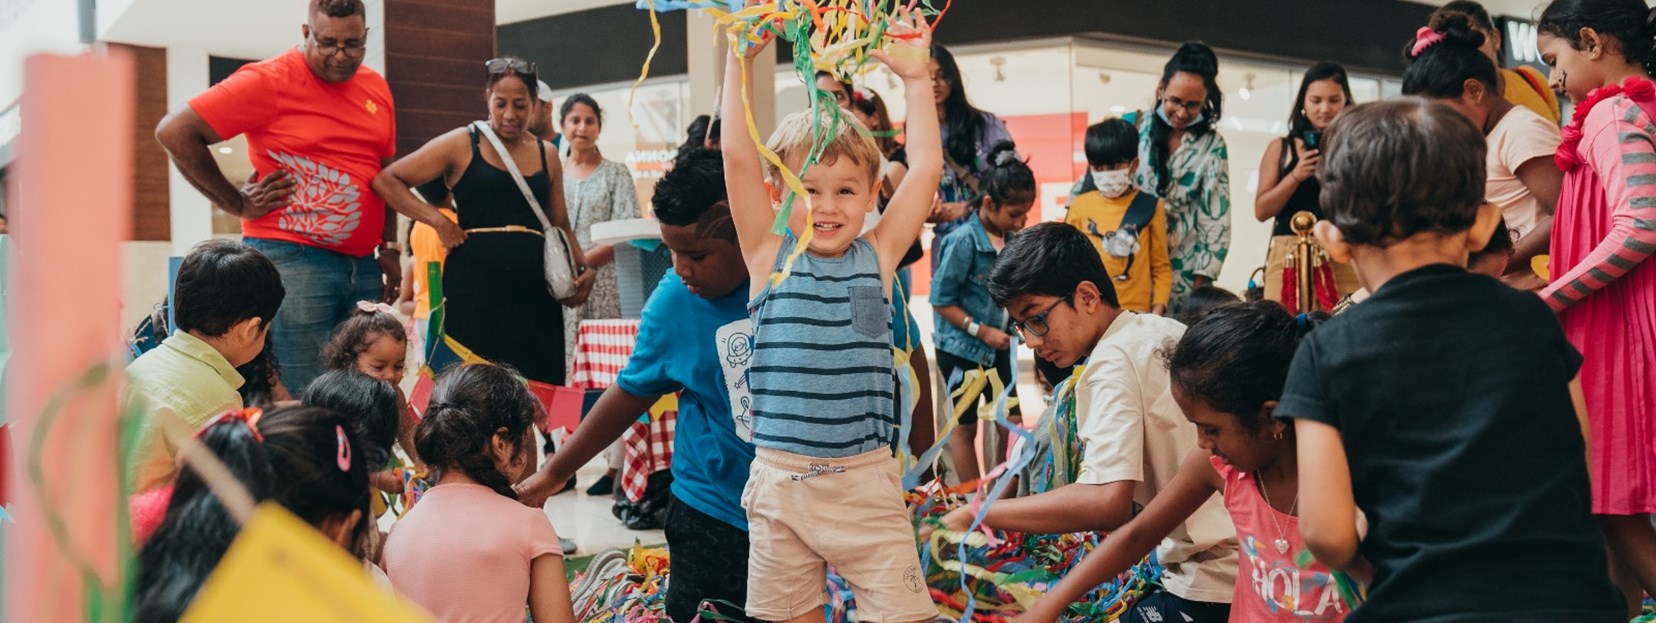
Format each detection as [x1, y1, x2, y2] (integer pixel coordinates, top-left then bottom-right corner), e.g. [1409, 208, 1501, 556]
[156, 0, 421, 391]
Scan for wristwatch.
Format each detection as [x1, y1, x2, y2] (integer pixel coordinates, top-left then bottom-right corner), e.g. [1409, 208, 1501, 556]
[966, 318, 982, 338]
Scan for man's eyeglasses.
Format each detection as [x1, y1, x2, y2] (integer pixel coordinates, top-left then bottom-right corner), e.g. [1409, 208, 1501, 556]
[1010, 296, 1070, 339]
[486, 58, 538, 76]
[309, 32, 367, 58]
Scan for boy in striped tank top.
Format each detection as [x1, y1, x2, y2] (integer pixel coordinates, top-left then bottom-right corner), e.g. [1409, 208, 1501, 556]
[720, 9, 942, 623]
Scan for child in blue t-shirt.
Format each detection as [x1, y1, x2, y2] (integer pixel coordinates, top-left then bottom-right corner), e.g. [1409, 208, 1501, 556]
[930, 140, 1033, 483]
[518, 149, 761, 623]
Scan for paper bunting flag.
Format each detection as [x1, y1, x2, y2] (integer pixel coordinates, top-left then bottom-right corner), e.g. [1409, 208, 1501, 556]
[180, 502, 435, 623]
[527, 381, 584, 433]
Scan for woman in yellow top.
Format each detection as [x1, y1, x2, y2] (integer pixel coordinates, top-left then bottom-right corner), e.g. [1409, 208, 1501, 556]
[1432, 1, 1562, 125]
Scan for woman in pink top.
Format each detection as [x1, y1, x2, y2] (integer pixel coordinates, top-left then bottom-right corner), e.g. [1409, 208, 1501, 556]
[383, 364, 576, 623]
[1015, 303, 1352, 623]
[1536, 0, 1656, 608]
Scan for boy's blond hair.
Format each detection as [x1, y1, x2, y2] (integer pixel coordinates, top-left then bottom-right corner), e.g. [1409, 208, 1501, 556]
[762, 108, 882, 186]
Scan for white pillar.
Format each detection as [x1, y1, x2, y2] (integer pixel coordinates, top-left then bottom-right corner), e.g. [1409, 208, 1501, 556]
[165, 46, 213, 256]
[687, 9, 775, 137]
[362, 0, 386, 76]
[686, 10, 724, 118]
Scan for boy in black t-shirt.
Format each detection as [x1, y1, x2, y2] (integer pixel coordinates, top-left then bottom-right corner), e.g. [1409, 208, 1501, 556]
[1281, 99, 1623, 622]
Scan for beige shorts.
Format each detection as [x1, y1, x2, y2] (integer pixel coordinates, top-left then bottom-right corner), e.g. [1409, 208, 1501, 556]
[742, 448, 936, 622]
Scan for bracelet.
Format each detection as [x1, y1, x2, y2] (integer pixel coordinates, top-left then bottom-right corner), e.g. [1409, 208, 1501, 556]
[966, 320, 982, 337]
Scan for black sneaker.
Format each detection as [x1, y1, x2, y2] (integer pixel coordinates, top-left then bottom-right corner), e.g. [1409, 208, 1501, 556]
[585, 474, 615, 496]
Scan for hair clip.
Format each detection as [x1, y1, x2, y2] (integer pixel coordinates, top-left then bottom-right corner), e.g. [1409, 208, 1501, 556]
[200, 407, 265, 443]
[994, 150, 1021, 166]
[1296, 313, 1310, 330]
[852, 86, 875, 104]
[1411, 26, 1447, 58]
[356, 300, 396, 315]
[335, 424, 353, 472]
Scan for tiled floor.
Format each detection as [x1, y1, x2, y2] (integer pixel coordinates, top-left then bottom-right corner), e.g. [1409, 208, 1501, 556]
[540, 454, 666, 555]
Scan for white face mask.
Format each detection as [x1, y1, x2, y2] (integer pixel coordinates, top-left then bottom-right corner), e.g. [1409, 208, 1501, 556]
[1091, 169, 1134, 198]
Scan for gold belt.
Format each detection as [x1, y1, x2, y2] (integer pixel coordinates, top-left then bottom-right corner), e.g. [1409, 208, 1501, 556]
[463, 225, 543, 237]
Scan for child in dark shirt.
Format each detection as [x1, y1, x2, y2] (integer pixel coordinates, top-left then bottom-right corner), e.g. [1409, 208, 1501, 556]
[1284, 98, 1622, 622]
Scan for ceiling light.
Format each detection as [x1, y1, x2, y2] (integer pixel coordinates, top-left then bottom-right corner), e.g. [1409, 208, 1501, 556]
[217, 147, 233, 154]
[1240, 73, 1256, 101]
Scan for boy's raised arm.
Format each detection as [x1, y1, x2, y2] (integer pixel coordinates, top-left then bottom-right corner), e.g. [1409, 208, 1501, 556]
[721, 34, 783, 283]
[868, 9, 943, 274]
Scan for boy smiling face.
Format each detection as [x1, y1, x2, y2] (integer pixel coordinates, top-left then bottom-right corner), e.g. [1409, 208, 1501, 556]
[783, 155, 882, 258]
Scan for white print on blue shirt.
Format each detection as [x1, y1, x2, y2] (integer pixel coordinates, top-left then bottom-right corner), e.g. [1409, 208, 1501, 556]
[716, 318, 756, 443]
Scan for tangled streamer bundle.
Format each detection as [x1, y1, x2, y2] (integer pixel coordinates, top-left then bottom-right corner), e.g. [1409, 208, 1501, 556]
[570, 542, 673, 623]
[820, 489, 1157, 623]
[633, 0, 947, 281]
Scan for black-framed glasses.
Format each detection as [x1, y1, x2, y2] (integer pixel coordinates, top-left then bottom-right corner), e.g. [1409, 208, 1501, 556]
[308, 31, 367, 57]
[486, 58, 537, 76]
[1010, 296, 1071, 339]
[1161, 96, 1204, 114]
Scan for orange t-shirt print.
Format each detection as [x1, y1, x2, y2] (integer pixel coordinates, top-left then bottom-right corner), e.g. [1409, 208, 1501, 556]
[190, 48, 397, 258]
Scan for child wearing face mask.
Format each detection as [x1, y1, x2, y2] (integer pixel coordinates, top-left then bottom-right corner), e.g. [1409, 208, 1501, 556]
[1066, 118, 1173, 316]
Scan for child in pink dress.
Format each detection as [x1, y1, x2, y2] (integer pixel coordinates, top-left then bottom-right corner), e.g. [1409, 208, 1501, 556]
[1537, 0, 1656, 606]
[382, 363, 575, 623]
[1015, 302, 1348, 623]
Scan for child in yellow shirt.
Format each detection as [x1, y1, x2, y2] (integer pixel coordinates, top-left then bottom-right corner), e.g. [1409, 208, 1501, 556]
[1065, 118, 1172, 315]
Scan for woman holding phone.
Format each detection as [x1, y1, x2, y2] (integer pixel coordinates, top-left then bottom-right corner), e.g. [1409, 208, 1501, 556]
[1253, 61, 1360, 305]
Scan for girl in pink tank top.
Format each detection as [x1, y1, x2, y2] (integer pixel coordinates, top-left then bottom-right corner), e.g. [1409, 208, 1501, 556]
[1016, 302, 1355, 623]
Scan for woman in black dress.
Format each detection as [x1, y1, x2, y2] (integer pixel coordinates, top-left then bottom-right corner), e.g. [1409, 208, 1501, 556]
[373, 57, 593, 384]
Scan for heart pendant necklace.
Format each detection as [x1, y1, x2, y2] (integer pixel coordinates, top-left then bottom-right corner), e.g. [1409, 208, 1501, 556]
[1257, 472, 1299, 555]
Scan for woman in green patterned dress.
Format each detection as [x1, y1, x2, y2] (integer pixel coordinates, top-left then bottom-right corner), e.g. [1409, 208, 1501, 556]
[1126, 42, 1233, 309]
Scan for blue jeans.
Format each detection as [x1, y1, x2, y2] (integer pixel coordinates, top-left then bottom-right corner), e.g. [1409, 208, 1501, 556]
[243, 238, 382, 393]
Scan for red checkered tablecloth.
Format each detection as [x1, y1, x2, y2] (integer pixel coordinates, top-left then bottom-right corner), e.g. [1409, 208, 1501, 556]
[572, 319, 642, 389]
[573, 320, 676, 502]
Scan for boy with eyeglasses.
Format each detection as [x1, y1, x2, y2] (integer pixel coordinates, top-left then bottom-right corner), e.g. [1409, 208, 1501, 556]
[931, 222, 1238, 623]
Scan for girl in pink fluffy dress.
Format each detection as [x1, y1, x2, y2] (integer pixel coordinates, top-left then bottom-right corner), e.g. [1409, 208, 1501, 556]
[1537, 0, 1656, 611]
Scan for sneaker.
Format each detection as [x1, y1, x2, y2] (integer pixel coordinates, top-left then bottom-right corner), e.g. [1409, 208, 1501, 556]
[584, 474, 615, 496]
[559, 537, 579, 555]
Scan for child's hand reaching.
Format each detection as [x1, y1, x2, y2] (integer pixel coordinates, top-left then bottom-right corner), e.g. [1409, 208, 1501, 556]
[736, 0, 775, 61]
[372, 468, 407, 494]
[869, 7, 933, 80]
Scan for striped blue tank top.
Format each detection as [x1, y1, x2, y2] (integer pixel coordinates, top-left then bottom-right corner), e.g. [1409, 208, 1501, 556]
[749, 233, 897, 458]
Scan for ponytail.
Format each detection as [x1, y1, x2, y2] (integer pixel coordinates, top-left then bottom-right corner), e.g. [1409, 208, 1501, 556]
[414, 364, 539, 500]
[1401, 13, 1499, 100]
[1162, 301, 1322, 431]
[977, 140, 1036, 208]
